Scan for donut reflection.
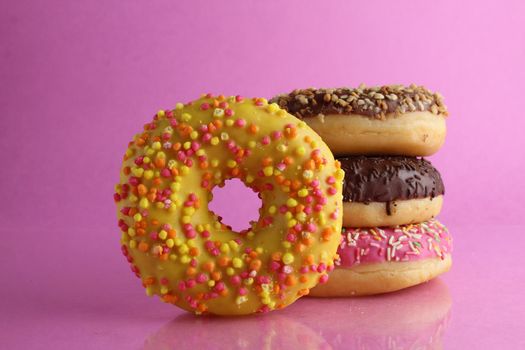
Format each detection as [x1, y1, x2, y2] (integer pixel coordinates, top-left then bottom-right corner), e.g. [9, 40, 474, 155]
[143, 312, 329, 350]
[144, 279, 451, 350]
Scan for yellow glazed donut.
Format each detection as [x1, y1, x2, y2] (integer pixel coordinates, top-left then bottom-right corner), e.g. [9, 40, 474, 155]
[270, 85, 448, 156]
[114, 95, 343, 315]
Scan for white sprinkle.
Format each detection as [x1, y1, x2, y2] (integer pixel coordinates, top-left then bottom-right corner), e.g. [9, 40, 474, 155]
[392, 239, 402, 247]
[213, 108, 225, 117]
[282, 266, 293, 274]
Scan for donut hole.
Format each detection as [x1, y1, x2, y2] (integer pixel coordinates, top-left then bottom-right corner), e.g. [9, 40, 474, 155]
[208, 179, 261, 232]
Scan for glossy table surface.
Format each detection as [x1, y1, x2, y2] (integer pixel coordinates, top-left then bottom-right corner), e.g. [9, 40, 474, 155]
[1, 223, 524, 349]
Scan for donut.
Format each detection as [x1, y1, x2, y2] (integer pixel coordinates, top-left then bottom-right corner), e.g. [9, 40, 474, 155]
[309, 220, 452, 297]
[338, 156, 444, 227]
[270, 84, 448, 156]
[113, 94, 344, 315]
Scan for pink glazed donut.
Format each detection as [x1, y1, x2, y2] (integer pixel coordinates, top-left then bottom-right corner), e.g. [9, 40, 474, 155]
[310, 219, 452, 296]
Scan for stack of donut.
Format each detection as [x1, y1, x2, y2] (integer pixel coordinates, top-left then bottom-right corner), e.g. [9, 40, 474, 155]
[271, 85, 452, 296]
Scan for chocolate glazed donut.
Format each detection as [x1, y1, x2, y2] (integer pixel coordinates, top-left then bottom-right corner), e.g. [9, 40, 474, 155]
[270, 85, 448, 156]
[338, 156, 444, 227]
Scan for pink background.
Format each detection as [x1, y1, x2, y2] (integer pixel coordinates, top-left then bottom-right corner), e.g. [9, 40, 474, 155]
[2, 0, 525, 348]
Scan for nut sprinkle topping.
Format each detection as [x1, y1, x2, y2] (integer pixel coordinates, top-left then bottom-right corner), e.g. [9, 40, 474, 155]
[270, 84, 448, 120]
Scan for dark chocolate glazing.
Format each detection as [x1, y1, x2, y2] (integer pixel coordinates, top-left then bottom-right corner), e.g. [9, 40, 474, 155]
[270, 85, 448, 120]
[338, 156, 444, 203]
